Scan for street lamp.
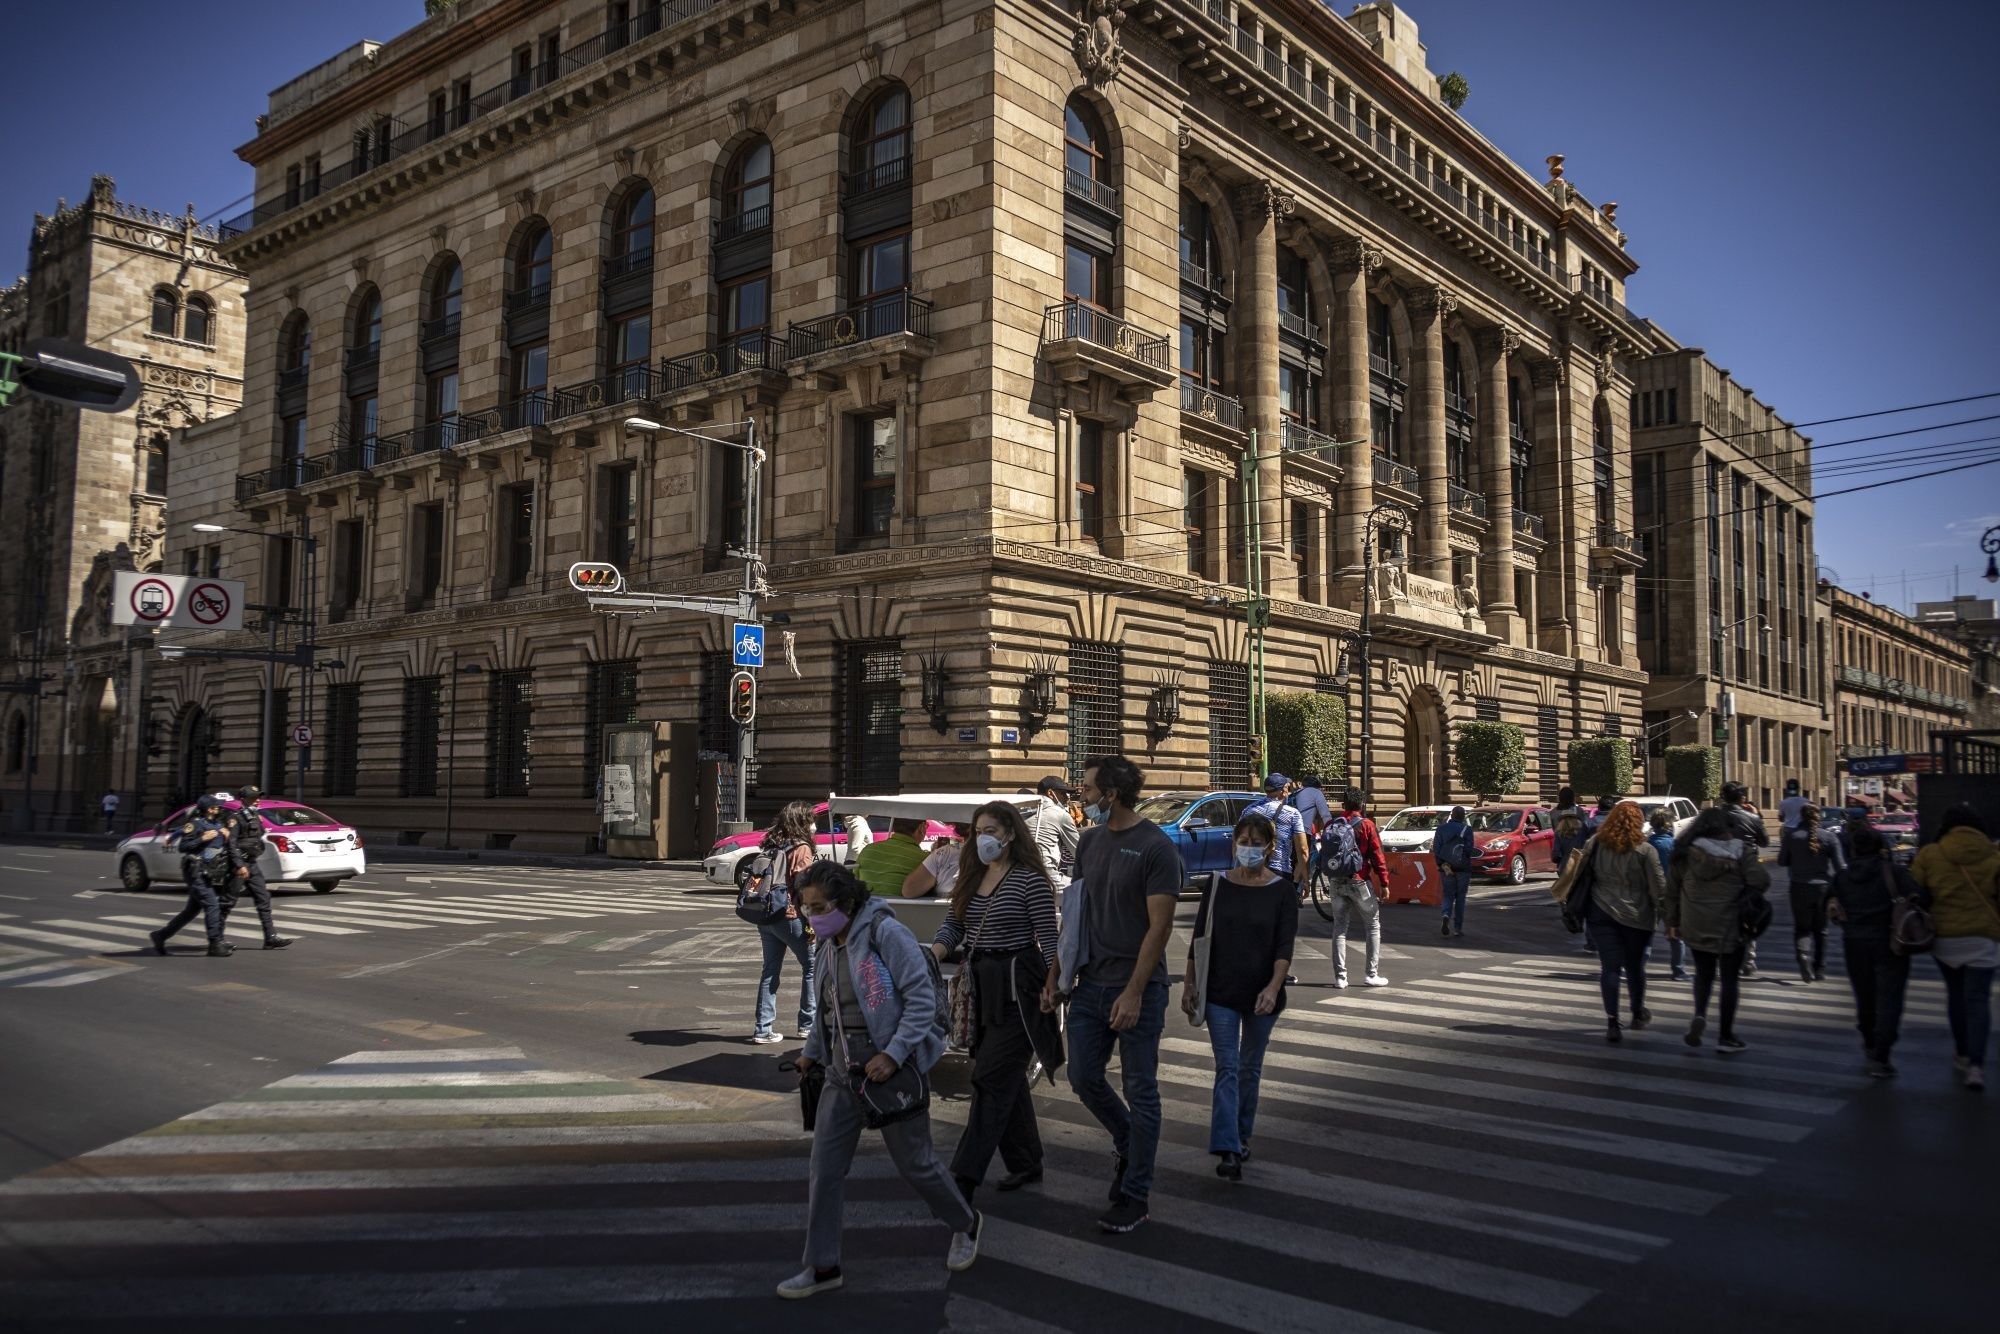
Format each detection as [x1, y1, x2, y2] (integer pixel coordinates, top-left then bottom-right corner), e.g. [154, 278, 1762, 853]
[1982, 523, 1999, 583]
[193, 521, 318, 797]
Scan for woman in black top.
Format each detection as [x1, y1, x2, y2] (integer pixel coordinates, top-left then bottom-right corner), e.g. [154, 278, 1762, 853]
[1182, 812, 1297, 1180]
[1826, 819, 1929, 1078]
[932, 800, 1060, 1207]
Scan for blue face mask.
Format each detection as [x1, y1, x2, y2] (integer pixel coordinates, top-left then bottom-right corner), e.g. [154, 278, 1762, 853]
[1233, 844, 1268, 869]
[1085, 802, 1109, 826]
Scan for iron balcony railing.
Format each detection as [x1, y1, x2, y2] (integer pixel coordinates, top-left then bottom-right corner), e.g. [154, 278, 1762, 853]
[500, 390, 554, 431]
[376, 413, 492, 463]
[1514, 509, 1545, 539]
[1281, 419, 1342, 459]
[220, 0, 724, 238]
[660, 331, 791, 391]
[601, 248, 654, 284]
[841, 154, 912, 199]
[1573, 275, 1643, 329]
[504, 282, 551, 317]
[1837, 666, 1971, 712]
[1595, 526, 1643, 555]
[1372, 452, 1419, 492]
[1367, 332, 1399, 380]
[1509, 421, 1531, 446]
[788, 291, 932, 359]
[551, 366, 660, 420]
[235, 460, 307, 504]
[341, 343, 380, 374]
[302, 443, 374, 483]
[1063, 166, 1120, 213]
[1445, 389, 1473, 420]
[1178, 258, 1212, 291]
[1180, 379, 1246, 432]
[1278, 309, 1319, 342]
[277, 365, 309, 391]
[419, 313, 460, 347]
[1448, 482, 1488, 519]
[714, 204, 772, 243]
[1042, 299, 1171, 370]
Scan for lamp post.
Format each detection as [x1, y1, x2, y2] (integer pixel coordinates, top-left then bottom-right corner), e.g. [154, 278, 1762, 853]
[1982, 524, 1999, 584]
[194, 521, 318, 797]
[1714, 612, 1769, 789]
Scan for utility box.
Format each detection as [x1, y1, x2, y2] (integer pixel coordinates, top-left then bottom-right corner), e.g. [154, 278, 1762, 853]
[599, 722, 700, 859]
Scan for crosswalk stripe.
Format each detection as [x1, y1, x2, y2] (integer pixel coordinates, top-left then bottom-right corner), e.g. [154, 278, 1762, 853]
[297, 903, 557, 924]
[270, 1070, 622, 1090]
[1433, 969, 1949, 1033]
[0, 924, 134, 951]
[327, 1046, 531, 1064]
[1479, 962, 1952, 1016]
[248, 908, 431, 930]
[91, 1121, 825, 1157]
[1401, 978, 1863, 1052]
[591, 931, 677, 952]
[0, 959, 122, 987]
[10, 964, 134, 988]
[99, 913, 363, 937]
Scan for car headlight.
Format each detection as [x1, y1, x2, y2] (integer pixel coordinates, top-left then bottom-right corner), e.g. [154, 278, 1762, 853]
[1487, 839, 1511, 851]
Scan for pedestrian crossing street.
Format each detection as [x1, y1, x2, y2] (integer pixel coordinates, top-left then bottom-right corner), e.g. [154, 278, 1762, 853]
[0, 875, 729, 991]
[0, 951, 1957, 1331]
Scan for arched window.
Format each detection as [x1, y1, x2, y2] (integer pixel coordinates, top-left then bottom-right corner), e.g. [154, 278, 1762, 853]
[1178, 190, 1226, 394]
[429, 258, 463, 337]
[1367, 295, 1405, 462]
[506, 221, 554, 419]
[424, 258, 464, 446]
[610, 186, 654, 266]
[281, 313, 312, 374]
[851, 85, 911, 188]
[1061, 96, 1116, 311]
[351, 288, 382, 355]
[515, 221, 553, 302]
[145, 433, 169, 495]
[722, 139, 773, 236]
[1064, 98, 1109, 195]
[1445, 341, 1475, 485]
[151, 288, 179, 337]
[183, 295, 212, 346]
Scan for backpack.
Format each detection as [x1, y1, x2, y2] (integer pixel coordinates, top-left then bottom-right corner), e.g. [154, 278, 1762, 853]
[1320, 817, 1364, 879]
[1440, 824, 1473, 872]
[734, 845, 796, 925]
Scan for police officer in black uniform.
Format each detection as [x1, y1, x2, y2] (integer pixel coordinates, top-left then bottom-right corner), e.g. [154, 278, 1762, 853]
[220, 785, 293, 950]
[149, 794, 236, 957]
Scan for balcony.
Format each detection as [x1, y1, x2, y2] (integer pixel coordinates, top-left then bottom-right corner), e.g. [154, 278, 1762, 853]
[235, 461, 306, 505]
[1281, 419, 1344, 462]
[1445, 389, 1475, 422]
[1448, 482, 1488, 521]
[788, 290, 934, 363]
[1372, 452, 1419, 494]
[277, 364, 310, 392]
[1593, 526, 1646, 568]
[1837, 666, 1970, 714]
[301, 443, 373, 484]
[1278, 309, 1320, 342]
[1180, 379, 1246, 434]
[601, 249, 654, 285]
[1572, 275, 1645, 335]
[375, 413, 491, 464]
[504, 282, 551, 317]
[1513, 509, 1546, 541]
[660, 332, 790, 393]
[341, 343, 380, 374]
[1367, 332, 1400, 381]
[1041, 299, 1175, 396]
[551, 366, 661, 421]
[419, 313, 460, 347]
[500, 390, 555, 432]
[1178, 257, 1226, 295]
[842, 155, 912, 200]
[714, 204, 772, 243]
[1063, 166, 1120, 214]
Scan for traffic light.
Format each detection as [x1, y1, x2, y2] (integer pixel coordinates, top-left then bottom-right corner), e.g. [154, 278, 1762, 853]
[729, 670, 757, 725]
[568, 562, 625, 593]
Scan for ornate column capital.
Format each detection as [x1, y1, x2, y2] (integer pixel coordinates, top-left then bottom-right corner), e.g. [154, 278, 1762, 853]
[1473, 324, 1520, 364]
[1329, 236, 1386, 275]
[1407, 284, 1458, 325]
[1529, 357, 1566, 390]
[1234, 179, 1296, 222]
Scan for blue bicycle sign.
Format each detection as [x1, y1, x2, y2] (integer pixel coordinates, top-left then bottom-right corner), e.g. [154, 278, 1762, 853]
[732, 622, 765, 669]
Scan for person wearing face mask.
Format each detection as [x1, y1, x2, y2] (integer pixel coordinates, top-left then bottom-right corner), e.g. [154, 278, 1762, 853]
[931, 801, 1061, 1207]
[1183, 813, 1296, 1181]
[781, 861, 978, 1299]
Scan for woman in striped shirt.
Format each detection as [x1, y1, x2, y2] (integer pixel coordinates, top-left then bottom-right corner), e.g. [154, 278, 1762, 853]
[931, 800, 1060, 1208]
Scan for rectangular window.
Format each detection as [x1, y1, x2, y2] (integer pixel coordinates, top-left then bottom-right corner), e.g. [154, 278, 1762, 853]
[852, 415, 896, 541]
[721, 274, 770, 338]
[330, 519, 365, 621]
[600, 463, 638, 571]
[323, 684, 361, 797]
[510, 342, 549, 408]
[512, 45, 534, 96]
[1206, 660, 1251, 789]
[1076, 420, 1103, 542]
[485, 669, 534, 797]
[427, 369, 460, 424]
[538, 30, 562, 83]
[852, 230, 910, 303]
[414, 502, 444, 606]
[144, 437, 169, 494]
[205, 545, 221, 578]
[1064, 240, 1112, 308]
[502, 484, 535, 587]
[1065, 640, 1123, 781]
[183, 549, 199, 577]
[268, 536, 296, 610]
[1185, 468, 1209, 576]
[453, 78, 472, 128]
[1291, 501, 1311, 566]
[399, 677, 441, 797]
[610, 312, 651, 396]
[582, 660, 640, 796]
[838, 641, 904, 795]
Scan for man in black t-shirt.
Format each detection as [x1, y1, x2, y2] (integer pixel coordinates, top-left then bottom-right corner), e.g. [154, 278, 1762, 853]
[1043, 753, 1181, 1236]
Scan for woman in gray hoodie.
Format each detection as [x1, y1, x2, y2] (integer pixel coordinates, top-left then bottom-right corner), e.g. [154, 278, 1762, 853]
[1667, 807, 1773, 1053]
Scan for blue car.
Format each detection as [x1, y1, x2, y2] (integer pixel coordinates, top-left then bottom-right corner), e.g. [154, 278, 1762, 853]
[1133, 790, 1263, 883]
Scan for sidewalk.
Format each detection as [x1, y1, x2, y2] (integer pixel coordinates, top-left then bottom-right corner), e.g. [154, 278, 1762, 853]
[0, 829, 702, 874]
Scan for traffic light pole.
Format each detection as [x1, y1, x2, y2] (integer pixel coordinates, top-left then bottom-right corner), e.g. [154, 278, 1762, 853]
[732, 417, 764, 834]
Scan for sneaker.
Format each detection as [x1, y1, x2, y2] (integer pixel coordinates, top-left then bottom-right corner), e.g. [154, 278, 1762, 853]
[775, 1266, 843, 1299]
[1440, 920, 1451, 937]
[1333, 974, 1350, 990]
[148, 930, 168, 956]
[1670, 969, 1690, 982]
[1718, 1034, 1747, 1054]
[1098, 1194, 1149, 1234]
[1684, 1015, 1706, 1048]
[1605, 1017, 1622, 1044]
[750, 1032, 784, 1045]
[1796, 955, 1814, 984]
[946, 1212, 981, 1272]
[1630, 1006, 1652, 1031]
[795, 1028, 813, 1039]
[1966, 1066, 1987, 1093]
[1215, 1152, 1242, 1181]
[1452, 926, 1465, 938]
[1107, 1153, 1127, 1203]
[1362, 972, 1389, 987]
[1739, 964, 1759, 980]
[262, 936, 295, 950]
[1865, 1057, 1897, 1079]
[206, 941, 235, 957]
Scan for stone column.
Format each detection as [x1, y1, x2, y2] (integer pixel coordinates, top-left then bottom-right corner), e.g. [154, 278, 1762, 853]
[1408, 285, 1455, 582]
[1473, 325, 1522, 643]
[1530, 356, 1572, 656]
[1236, 180, 1295, 598]
[1329, 236, 1384, 588]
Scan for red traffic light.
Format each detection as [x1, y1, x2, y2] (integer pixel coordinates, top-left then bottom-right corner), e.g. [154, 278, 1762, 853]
[728, 670, 757, 725]
[568, 562, 625, 593]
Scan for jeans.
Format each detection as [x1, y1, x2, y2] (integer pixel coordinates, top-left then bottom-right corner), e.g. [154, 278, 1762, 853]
[1936, 959, 1995, 1069]
[1590, 917, 1652, 1018]
[1204, 1005, 1278, 1155]
[159, 860, 225, 944]
[755, 918, 815, 1038]
[1841, 935, 1910, 1057]
[1439, 872, 1470, 931]
[1064, 977, 1167, 1203]
[1330, 877, 1381, 980]
[1691, 947, 1745, 1036]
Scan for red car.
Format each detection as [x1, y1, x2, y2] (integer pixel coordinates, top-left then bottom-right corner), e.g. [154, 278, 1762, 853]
[1465, 804, 1558, 883]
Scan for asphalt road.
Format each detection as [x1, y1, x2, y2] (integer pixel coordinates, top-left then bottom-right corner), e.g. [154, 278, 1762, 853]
[0, 842, 1990, 1333]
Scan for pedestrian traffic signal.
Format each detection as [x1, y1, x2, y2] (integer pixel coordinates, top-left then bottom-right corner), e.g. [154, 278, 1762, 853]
[568, 562, 625, 593]
[729, 670, 757, 725]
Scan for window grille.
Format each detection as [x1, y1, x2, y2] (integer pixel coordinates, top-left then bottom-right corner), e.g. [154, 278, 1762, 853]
[1537, 704, 1562, 800]
[698, 652, 735, 756]
[838, 640, 903, 794]
[583, 660, 640, 794]
[1206, 660, 1251, 789]
[1476, 697, 1501, 722]
[399, 677, 441, 797]
[486, 669, 534, 797]
[1065, 640, 1123, 780]
[323, 684, 361, 797]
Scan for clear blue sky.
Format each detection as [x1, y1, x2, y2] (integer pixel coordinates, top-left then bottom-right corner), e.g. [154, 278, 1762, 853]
[5, 1, 1997, 610]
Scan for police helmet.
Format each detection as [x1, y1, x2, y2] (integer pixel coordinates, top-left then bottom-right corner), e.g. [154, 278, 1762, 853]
[196, 792, 223, 813]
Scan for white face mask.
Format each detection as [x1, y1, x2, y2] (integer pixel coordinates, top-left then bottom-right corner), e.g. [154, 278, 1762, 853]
[1085, 802, 1109, 825]
[975, 834, 1007, 864]
[1233, 844, 1268, 869]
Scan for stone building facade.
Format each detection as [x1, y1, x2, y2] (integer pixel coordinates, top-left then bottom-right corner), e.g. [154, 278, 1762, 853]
[0, 177, 246, 829]
[1826, 584, 1973, 807]
[152, 0, 1664, 850]
[1915, 595, 2000, 732]
[1629, 345, 1832, 809]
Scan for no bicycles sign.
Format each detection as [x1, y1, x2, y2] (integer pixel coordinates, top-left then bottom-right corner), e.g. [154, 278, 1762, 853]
[111, 572, 245, 631]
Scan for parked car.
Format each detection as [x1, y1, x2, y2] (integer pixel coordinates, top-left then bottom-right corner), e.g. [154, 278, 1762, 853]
[1131, 791, 1263, 883]
[1465, 804, 1558, 883]
[116, 795, 366, 894]
[1630, 795, 1700, 839]
[1380, 805, 1455, 855]
[1868, 810, 1919, 865]
[700, 802, 957, 890]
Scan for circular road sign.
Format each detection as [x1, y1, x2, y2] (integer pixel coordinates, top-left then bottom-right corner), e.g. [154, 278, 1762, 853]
[290, 723, 315, 748]
[188, 581, 233, 625]
[128, 577, 175, 622]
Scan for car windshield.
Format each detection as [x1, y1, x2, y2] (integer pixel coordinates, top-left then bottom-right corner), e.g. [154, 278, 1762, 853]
[1467, 810, 1522, 833]
[1385, 810, 1447, 832]
[257, 806, 339, 827]
[1136, 795, 1197, 824]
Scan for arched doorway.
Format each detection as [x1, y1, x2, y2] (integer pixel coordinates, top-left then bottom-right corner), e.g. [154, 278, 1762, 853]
[1403, 688, 1448, 807]
[174, 705, 211, 807]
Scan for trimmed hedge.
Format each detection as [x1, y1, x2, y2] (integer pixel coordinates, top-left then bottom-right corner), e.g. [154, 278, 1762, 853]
[1454, 721, 1526, 800]
[1568, 737, 1634, 801]
[1664, 745, 1722, 802]
[1268, 690, 1348, 785]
